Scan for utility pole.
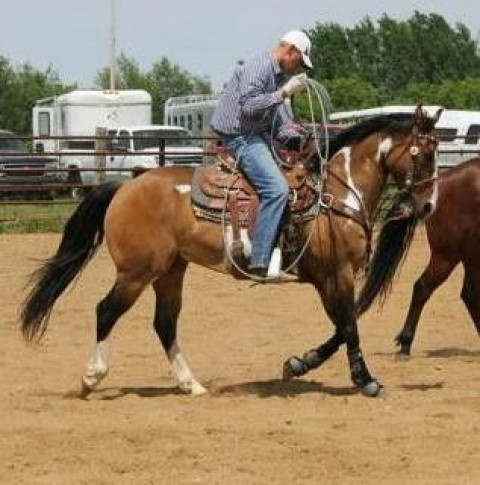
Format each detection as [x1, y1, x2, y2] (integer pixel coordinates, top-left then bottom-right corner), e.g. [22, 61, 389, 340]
[109, 0, 117, 91]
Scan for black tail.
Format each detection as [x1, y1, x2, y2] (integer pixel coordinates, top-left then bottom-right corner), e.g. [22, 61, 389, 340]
[21, 182, 121, 340]
[355, 194, 418, 317]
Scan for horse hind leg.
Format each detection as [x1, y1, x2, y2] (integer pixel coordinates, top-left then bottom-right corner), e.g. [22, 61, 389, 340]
[395, 255, 456, 356]
[81, 277, 146, 398]
[461, 264, 480, 336]
[152, 259, 207, 395]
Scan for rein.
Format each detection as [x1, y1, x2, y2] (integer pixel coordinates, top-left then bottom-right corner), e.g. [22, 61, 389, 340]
[313, 128, 438, 263]
[314, 167, 373, 263]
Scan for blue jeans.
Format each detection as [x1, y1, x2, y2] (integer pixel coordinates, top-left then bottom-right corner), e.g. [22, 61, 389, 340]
[225, 134, 289, 268]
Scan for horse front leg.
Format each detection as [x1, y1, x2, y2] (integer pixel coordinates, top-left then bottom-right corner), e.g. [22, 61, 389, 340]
[341, 311, 382, 397]
[285, 269, 382, 397]
[328, 281, 382, 396]
[283, 332, 343, 380]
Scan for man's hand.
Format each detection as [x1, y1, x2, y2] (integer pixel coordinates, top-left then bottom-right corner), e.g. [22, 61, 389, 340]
[282, 73, 308, 97]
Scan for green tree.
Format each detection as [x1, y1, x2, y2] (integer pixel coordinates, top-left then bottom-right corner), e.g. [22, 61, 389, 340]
[390, 77, 480, 109]
[408, 12, 480, 84]
[307, 12, 480, 108]
[308, 22, 355, 81]
[13, 64, 74, 134]
[347, 17, 380, 87]
[95, 53, 149, 91]
[0, 56, 73, 133]
[0, 56, 16, 130]
[390, 81, 436, 105]
[326, 76, 381, 111]
[376, 15, 416, 97]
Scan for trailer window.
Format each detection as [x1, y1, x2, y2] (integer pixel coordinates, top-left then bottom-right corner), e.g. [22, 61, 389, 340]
[435, 128, 457, 142]
[38, 112, 51, 137]
[132, 129, 193, 150]
[197, 114, 203, 132]
[118, 130, 131, 151]
[67, 141, 95, 150]
[187, 115, 193, 131]
[465, 125, 480, 145]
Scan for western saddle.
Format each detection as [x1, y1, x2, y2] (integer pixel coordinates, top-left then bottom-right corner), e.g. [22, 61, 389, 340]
[191, 146, 319, 262]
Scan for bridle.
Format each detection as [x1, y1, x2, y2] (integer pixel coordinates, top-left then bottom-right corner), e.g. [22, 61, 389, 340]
[402, 129, 439, 193]
[309, 117, 439, 256]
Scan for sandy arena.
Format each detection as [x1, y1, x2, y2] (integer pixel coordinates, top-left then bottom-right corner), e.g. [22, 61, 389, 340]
[1, 229, 479, 484]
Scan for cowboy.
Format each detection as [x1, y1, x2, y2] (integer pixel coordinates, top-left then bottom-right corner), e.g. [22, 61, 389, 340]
[211, 30, 312, 278]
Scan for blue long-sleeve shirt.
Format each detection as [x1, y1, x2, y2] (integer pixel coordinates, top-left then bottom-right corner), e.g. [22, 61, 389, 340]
[211, 52, 292, 137]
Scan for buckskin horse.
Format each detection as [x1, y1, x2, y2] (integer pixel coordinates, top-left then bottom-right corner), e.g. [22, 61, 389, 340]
[381, 156, 480, 356]
[21, 106, 441, 398]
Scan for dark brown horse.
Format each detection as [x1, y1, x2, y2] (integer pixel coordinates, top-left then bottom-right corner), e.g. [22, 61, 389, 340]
[390, 157, 480, 355]
[21, 107, 441, 398]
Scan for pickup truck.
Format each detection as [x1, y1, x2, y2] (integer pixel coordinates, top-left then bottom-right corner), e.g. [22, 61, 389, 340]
[60, 125, 204, 198]
[0, 130, 62, 198]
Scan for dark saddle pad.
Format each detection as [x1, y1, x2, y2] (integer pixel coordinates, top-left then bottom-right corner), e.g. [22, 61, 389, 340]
[191, 147, 318, 234]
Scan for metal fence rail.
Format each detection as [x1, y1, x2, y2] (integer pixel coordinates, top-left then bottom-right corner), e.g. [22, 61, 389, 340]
[1, 130, 479, 232]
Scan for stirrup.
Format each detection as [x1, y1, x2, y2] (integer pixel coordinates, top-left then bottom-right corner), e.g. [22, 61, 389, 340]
[249, 269, 298, 284]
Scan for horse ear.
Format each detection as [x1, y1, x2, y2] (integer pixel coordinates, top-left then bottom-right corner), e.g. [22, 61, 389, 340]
[414, 104, 424, 124]
[433, 108, 444, 125]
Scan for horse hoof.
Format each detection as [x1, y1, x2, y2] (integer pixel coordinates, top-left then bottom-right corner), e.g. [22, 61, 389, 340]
[190, 382, 208, 396]
[361, 380, 383, 398]
[179, 381, 208, 395]
[282, 356, 305, 381]
[79, 380, 94, 400]
[395, 351, 411, 362]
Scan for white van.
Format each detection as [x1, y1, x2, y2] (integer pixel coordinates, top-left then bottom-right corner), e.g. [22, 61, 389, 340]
[67, 125, 203, 192]
[106, 125, 203, 178]
[330, 106, 480, 169]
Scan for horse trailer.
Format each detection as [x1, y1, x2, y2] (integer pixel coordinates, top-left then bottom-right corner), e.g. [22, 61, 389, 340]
[164, 94, 218, 139]
[32, 89, 152, 154]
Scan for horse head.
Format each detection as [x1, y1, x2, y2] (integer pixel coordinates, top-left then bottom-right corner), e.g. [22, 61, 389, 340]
[385, 104, 443, 219]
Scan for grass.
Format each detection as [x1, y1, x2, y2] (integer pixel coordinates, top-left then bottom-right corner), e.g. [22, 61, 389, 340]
[0, 201, 77, 234]
[0, 182, 398, 235]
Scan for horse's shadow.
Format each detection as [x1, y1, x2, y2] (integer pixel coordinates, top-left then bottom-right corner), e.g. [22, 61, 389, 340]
[398, 382, 444, 392]
[424, 347, 480, 359]
[90, 379, 358, 401]
[373, 346, 480, 360]
[94, 386, 184, 400]
[214, 378, 357, 398]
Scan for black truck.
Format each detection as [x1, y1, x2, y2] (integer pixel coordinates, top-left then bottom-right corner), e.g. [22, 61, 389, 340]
[0, 130, 63, 198]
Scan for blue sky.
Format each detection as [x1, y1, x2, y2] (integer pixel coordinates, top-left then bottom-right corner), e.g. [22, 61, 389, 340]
[1, 0, 479, 92]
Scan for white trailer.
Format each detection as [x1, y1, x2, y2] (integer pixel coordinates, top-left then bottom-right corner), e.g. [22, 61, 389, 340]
[32, 89, 152, 193]
[33, 89, 152, 153]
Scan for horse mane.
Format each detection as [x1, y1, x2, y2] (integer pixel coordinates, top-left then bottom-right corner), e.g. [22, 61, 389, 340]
[324, 113, 437, 158]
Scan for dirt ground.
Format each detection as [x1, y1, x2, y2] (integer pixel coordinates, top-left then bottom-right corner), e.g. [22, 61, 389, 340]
[1, 228, 479, 485]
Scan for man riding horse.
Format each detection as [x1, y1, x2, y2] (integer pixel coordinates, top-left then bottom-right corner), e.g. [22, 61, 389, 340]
[211, 29, 312, 280]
